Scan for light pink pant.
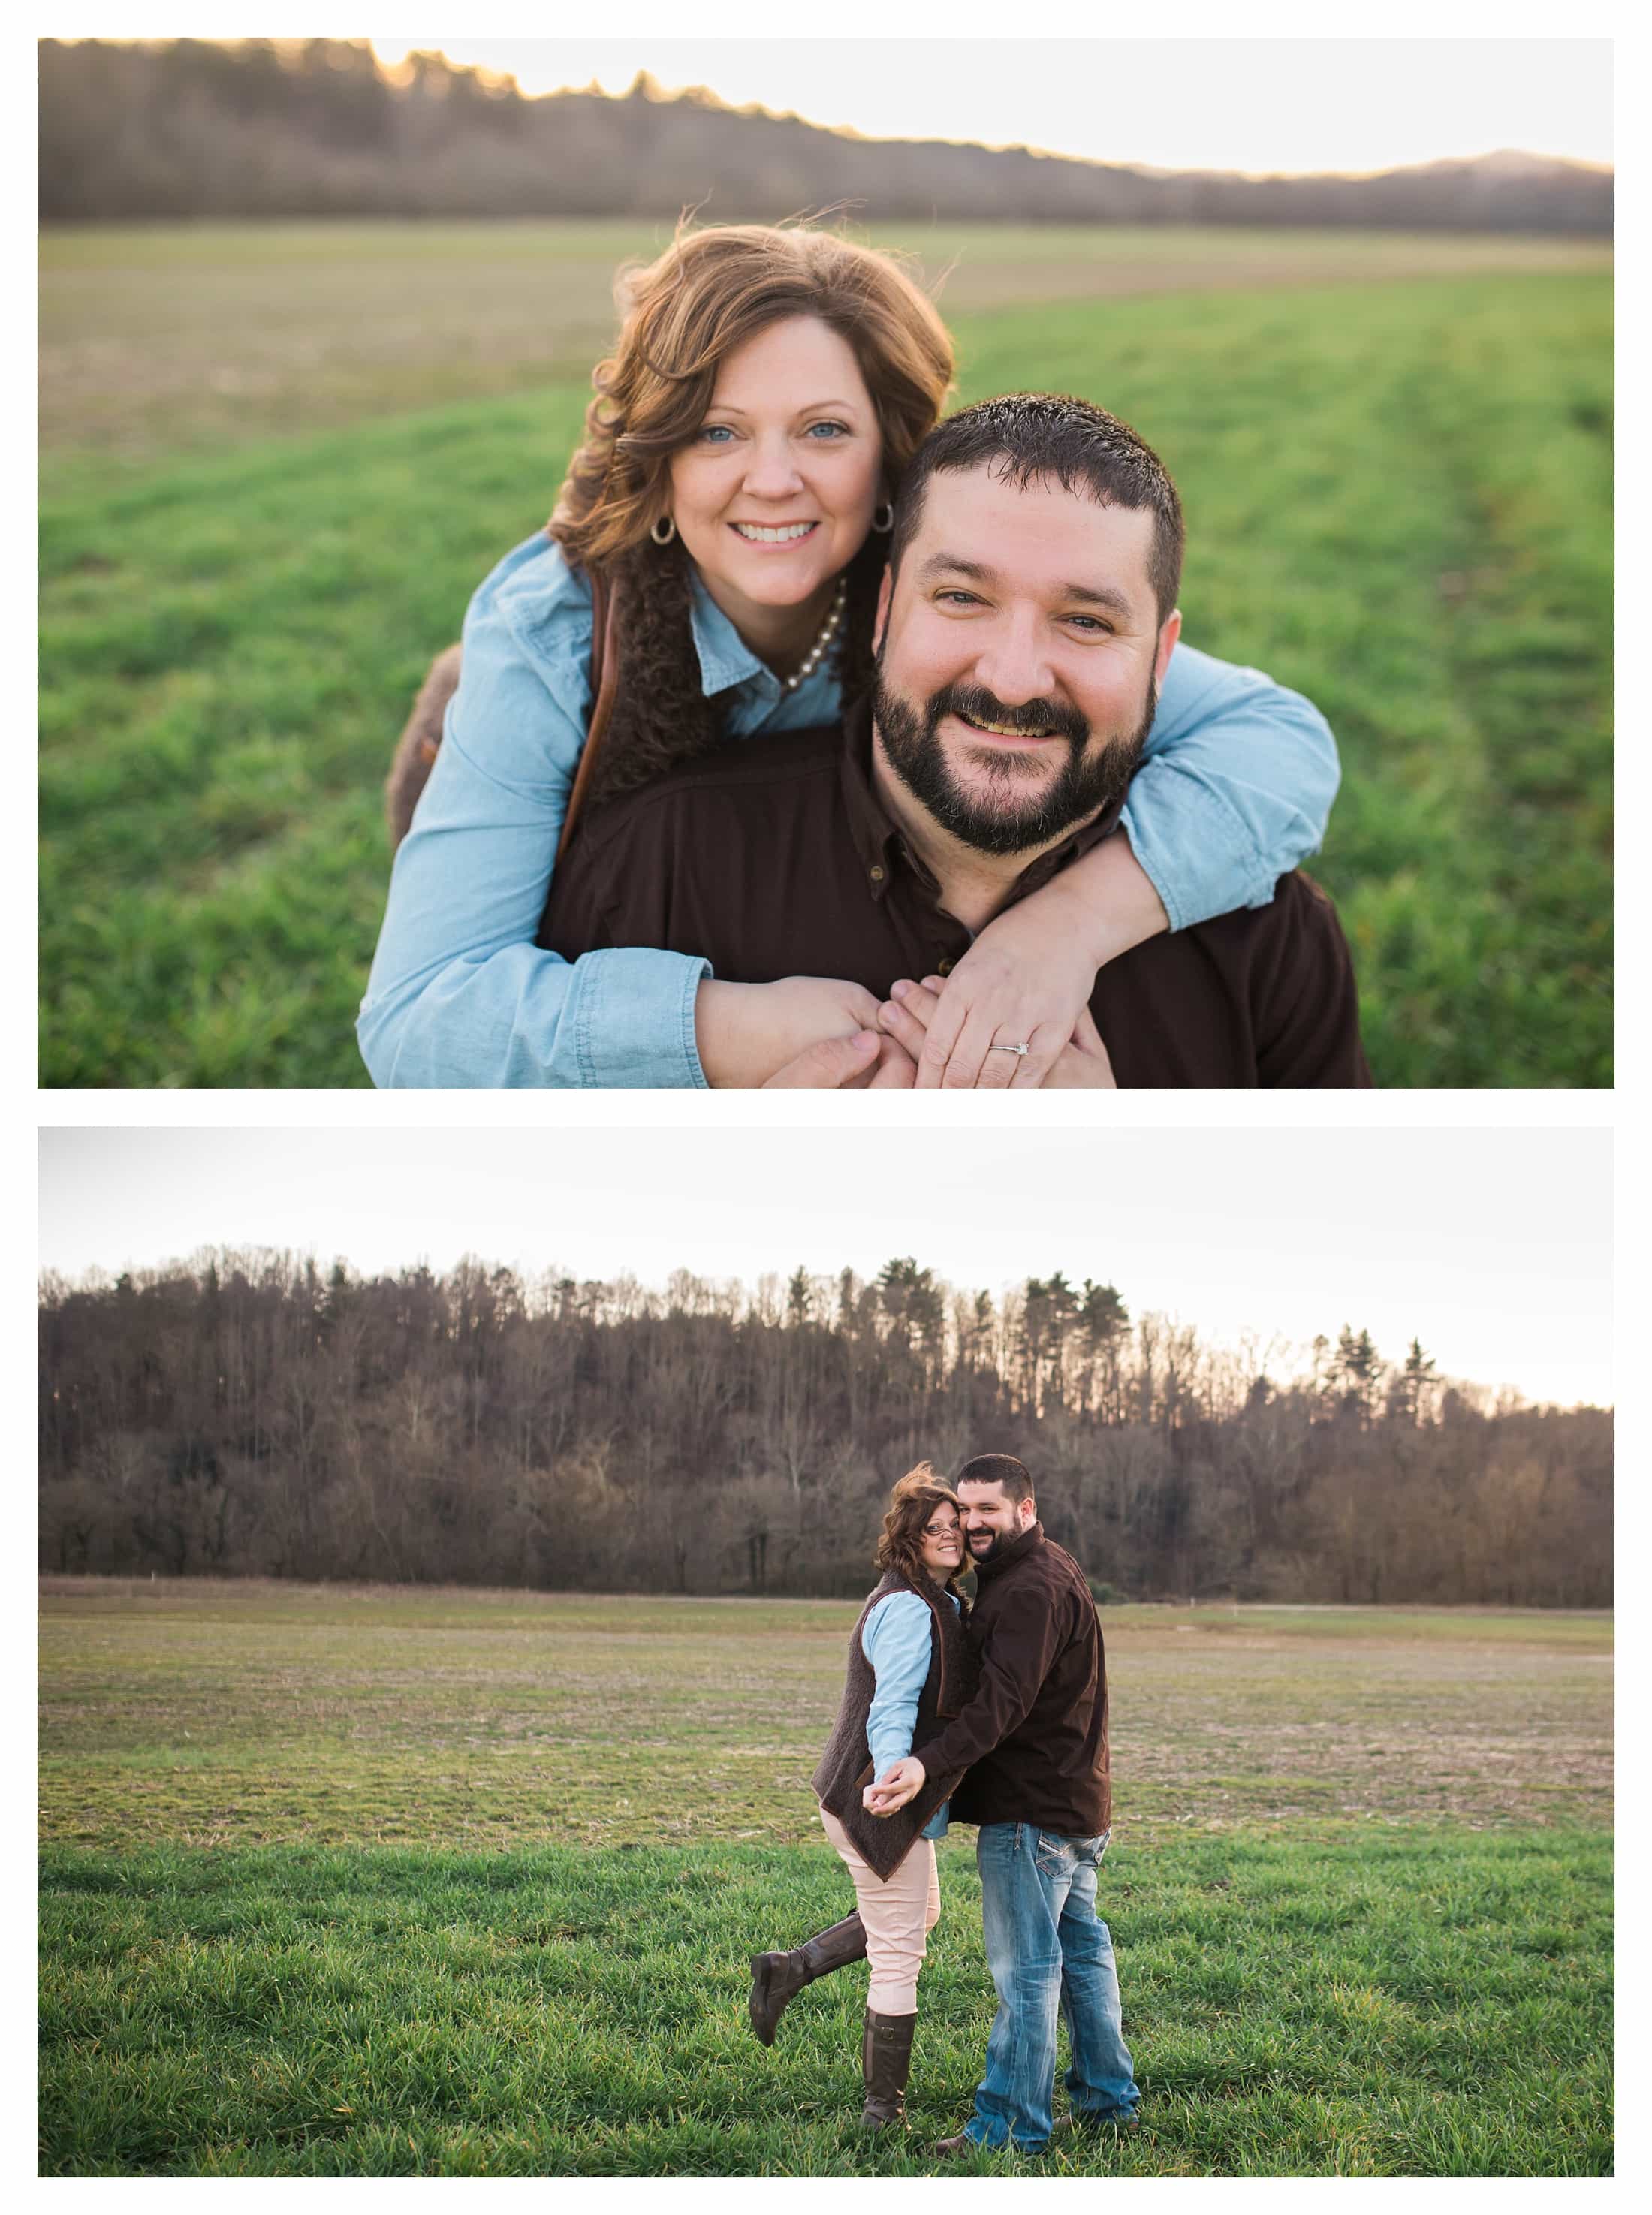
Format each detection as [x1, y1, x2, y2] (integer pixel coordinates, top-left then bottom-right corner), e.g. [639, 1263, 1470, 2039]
[818, 1805, 942, 2015]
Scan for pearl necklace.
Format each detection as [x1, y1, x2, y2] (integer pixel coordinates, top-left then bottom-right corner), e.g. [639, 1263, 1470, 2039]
[782, 577, 848, 693]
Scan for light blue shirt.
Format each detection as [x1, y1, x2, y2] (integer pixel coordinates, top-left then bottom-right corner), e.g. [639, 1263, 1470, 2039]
[863, 1587, 961, 1843]
[358, 534, 1341, 1088]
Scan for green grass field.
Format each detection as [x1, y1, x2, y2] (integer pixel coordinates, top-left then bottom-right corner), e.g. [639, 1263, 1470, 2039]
[38, 223, 1612, 1086]
[38, 1581, 1613, 2176]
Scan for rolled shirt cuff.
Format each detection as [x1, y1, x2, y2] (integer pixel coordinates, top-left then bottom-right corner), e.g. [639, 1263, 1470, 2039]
[558, 946, 713, 1088]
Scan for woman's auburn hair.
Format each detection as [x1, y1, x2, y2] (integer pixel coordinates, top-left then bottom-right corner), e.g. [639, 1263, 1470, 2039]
[545, 221, 956, 806]
[876, 1463, 966, 1598]
[551, 220, 954, 567]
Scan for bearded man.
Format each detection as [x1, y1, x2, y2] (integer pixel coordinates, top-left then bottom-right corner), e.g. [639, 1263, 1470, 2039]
[540, 390, 1369, 1087]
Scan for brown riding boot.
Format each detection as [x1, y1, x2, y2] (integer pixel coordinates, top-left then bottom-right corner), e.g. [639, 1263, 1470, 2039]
[748, 1912, 867, 2045]
[861, 2008, 917, 2129]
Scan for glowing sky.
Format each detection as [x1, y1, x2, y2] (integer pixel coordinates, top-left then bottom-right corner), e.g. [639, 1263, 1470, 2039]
[39, 1126, 1613, 1409]
[367, 37, 1612, 179]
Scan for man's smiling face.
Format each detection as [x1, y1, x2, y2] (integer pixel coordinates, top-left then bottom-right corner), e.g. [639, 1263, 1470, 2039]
[957, 1477, 1035, 1563]
[870, 463, 1181, 856]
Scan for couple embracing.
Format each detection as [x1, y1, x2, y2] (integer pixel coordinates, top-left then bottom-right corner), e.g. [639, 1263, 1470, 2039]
[749, 1456, 1135, 2158]
[365, 219, 1365, 1091]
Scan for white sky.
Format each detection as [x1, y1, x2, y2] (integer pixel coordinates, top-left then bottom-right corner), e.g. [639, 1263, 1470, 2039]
[38, 1126, 1612, 1409]
[367, 36, 1614, 178]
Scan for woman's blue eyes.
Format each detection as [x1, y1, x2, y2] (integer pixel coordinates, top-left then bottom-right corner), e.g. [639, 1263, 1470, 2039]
[698, 420, 850, 443]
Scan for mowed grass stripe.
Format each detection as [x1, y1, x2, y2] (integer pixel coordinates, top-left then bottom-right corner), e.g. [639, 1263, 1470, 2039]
[38, 269, 1611, 1086]
[38, 1832, 1611, 2176]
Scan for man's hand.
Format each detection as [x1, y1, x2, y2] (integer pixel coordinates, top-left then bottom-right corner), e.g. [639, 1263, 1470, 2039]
[878, 978, 1117, 1088]
[763, 1032, 918, 1089]
[1042, 1005, 1118, 1088]
[696, 976, 887, 1087]
[864, 1755, 927, 1816]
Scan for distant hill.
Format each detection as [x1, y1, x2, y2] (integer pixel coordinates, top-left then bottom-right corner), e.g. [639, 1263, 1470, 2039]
[38, 38, 1614, 233]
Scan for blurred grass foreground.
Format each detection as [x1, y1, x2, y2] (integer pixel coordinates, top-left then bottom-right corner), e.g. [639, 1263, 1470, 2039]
[38, 222, 1613, 1087]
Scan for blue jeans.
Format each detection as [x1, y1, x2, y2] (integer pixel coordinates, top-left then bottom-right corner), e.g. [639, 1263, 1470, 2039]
[966, 1822, 1139, 2151]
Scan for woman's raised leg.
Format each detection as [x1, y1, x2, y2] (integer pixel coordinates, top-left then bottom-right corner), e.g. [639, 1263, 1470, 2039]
[817, 1813, 937, 2128]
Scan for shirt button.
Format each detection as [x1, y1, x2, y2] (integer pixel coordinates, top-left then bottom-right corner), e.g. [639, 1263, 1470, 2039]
[936, 957, 954, 976]
[869, 865, 885, 883]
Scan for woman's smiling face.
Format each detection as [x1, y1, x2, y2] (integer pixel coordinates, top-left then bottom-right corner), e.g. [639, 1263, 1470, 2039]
[918, 1502, 965, 1579]
[667, 315, 883, 632]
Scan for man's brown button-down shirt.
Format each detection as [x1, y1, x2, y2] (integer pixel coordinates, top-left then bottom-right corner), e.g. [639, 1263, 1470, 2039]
[539, 704, 1372, 1088]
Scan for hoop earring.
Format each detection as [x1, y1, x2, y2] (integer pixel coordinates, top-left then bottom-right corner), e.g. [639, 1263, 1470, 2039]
[871, 501, 894, 535]
[650, 514, 677, 546]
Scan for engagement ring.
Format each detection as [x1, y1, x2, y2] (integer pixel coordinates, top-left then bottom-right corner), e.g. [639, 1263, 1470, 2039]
[987, 1042, 1032, 1057]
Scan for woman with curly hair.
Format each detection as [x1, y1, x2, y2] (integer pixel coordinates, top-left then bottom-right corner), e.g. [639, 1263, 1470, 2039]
[746, 1468, 975, 2130]
[360, 220, 1340, 1089]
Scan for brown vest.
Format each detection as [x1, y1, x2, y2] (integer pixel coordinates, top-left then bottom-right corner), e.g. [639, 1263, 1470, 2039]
[812, 1569, 977, 1881]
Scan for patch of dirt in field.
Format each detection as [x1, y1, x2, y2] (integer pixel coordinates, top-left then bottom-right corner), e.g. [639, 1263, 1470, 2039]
[38, 225, 1611, 466]
[929, 237, 1608, 315]
[38, 1587, 1613, 1850]
[1109, 1640, 1611, 1828]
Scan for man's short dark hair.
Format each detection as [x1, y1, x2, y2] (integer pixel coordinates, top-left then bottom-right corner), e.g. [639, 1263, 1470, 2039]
[955, 1452, 1036, 1507]
[889, 392, 1184, 624]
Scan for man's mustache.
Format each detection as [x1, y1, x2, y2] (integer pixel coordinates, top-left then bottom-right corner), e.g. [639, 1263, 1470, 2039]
[930, 682, 1089, 750]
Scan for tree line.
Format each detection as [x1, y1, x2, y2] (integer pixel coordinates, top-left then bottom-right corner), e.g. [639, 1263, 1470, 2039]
[40, 39, 1613, 233]
[38, 1250, 1611, 1607]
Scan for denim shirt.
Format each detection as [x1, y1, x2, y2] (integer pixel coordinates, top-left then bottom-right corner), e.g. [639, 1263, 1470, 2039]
[862, 1588, 961, 1843]
[358, 534, 1341, 1089]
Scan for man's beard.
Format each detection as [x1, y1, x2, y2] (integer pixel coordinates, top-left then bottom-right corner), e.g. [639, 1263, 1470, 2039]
[872, 666, 1156, 860]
